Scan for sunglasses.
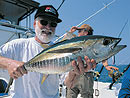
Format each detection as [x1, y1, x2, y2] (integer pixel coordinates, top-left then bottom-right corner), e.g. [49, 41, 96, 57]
[40, 20, 57, 27]
[78, 29, 92, 35]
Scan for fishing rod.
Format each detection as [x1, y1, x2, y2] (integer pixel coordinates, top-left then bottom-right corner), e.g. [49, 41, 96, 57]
[4, 78, 13, 93]
[54, 0, 116, 43]
[95, 65, 104, 81]
[108, 19, 129, 89]
[77, 0, 116, 27]
[118, 19, 128, 38]
[109, 63, 130, 89]
[111, 19, 128, 65]
[57, 0, 66, 11]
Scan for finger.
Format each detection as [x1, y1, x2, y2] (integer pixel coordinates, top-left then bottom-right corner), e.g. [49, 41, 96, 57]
[22, 65, 28, 74]
[77, 56, 85, 74]
[108, 66, 118, 71]
[15, 64, 26, 77]
[71, 60, 80, 75]
[105, 66, 112, 71]
[68, 70, 76, 82]
[113, 67, 119, 70]
[84, 56, 92, 72]
[70, 26, 77, 32]
[91, 59, 97, 69]
[11, 75, 18, 79]
[12, 68, 20, 77]
[10, 71, 18, 79]
[64, 70, 76, 88]
[13, 75, 18, 79]
[14, 76, 18, 79]
[19, 66, 27, 75]
[16, 67, 24, 77]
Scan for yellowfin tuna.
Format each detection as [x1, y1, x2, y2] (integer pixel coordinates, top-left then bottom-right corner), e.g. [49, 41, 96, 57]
[23, 35, 126, 74]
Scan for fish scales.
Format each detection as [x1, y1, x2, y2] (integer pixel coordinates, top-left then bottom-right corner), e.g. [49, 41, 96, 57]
[25, 56, 72, 74]
[23, 35, 126, 74]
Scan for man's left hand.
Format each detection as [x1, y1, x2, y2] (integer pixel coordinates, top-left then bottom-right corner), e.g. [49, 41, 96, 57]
[64, 56, 96, 88]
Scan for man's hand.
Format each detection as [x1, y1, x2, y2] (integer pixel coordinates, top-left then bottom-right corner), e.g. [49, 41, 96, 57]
[105, 66, 119, 71]
[7, 60, 27, 79]
[69, 26, 79, 33]
[64, 56, 96, 88]
[102, 60, 119, 71]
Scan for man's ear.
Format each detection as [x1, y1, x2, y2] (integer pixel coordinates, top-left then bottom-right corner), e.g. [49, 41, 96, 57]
[33, 20, 36, 28]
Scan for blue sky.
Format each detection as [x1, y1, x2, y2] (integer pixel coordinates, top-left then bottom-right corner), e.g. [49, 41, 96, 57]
[35, 0, 130, 65]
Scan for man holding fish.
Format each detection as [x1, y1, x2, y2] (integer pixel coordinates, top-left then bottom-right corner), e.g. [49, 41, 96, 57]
[0, 5, 97, 98]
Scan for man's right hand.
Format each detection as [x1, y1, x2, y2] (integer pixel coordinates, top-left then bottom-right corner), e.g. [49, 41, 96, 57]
[69, 26, 79, 33]
[7, 60, 27, 79]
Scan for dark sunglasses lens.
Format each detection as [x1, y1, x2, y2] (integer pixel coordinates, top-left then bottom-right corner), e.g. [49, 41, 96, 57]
[88, 31, 92, 35]
[50, 22, 57, 27]
[40, 20, 48, 26]
[40, 20, 57, 27]
[78, 30, 82, 33]
[84, 29, 88, 32]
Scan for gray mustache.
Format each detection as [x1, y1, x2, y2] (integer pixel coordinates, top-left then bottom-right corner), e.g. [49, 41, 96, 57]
[41, 29, 53, 35]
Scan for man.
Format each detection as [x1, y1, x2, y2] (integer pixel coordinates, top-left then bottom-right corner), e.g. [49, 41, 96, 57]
[63, 24, 118, 98]
[118, 67, 130, 98]
[0, 5, 96, 98]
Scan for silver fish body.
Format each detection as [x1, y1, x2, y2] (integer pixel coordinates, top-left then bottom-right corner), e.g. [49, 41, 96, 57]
[24, 35, 126, 74]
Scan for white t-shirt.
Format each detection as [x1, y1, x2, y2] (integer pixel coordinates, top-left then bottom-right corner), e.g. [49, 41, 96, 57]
[0, 37, 59, 98]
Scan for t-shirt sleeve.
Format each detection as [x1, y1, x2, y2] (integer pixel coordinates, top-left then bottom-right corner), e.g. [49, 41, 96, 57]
[61, 32, 76, 41]
[0, 42, 15, 59]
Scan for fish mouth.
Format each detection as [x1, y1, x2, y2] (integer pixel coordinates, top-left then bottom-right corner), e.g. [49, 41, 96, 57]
[114, 38, 121, 48]
[111, 45, 127, 57]
[110, 38, 126, 57]
[110, 38, 121, 49]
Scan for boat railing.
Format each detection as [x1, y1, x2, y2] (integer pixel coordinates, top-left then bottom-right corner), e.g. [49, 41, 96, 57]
[0, 21, 35, 34]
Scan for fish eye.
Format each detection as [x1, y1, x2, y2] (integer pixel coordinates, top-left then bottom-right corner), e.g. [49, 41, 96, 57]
[103, 39, 111, 45]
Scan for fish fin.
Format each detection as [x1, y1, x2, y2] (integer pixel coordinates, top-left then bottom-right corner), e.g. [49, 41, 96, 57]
[41, 74, 49, 84]
[47, 48, 82, 53]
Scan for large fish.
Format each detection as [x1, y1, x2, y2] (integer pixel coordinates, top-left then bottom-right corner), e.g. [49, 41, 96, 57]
[23, 35, 126, 74]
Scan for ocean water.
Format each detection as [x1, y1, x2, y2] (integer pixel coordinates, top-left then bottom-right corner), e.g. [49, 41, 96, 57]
[94, 64, 128, 83]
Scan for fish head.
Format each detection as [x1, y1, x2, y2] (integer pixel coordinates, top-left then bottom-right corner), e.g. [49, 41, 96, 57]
[82, 35, 126, 63]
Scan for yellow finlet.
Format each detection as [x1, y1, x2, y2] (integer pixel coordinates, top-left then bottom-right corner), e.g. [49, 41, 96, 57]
[41, 75, 49, 84]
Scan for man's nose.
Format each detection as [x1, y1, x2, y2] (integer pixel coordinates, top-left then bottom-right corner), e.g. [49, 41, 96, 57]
[84, 32, 88, 35]
[45, 23, 50, 29]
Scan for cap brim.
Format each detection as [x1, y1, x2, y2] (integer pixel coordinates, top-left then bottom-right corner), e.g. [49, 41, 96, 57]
[77, 28, 85, 30]
[36, 13, 62, 23]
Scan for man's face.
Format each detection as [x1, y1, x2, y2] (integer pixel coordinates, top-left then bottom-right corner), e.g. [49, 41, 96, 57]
[34, 17, 57, 43]
[78, 29, 89, 37]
